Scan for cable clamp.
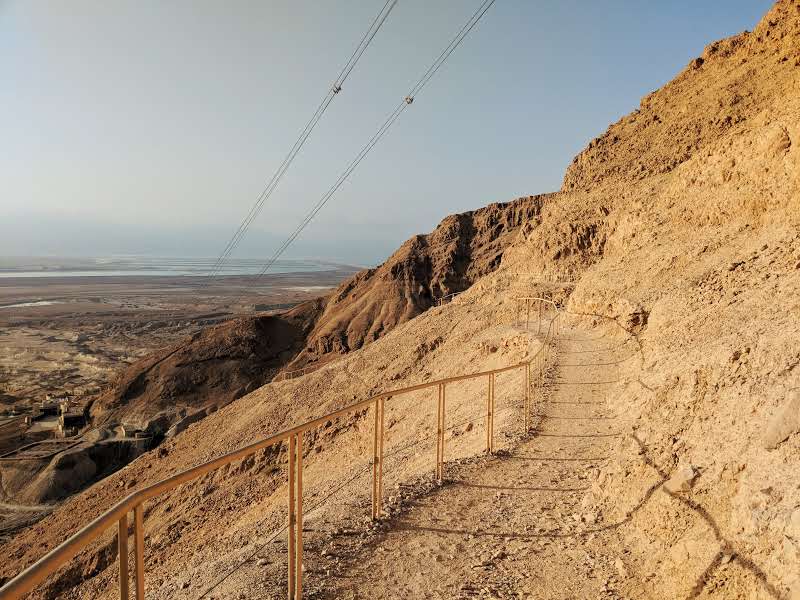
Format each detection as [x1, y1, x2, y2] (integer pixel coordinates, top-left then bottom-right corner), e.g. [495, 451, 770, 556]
[332, 84, 342, 94]
[404, 96, 414, 105]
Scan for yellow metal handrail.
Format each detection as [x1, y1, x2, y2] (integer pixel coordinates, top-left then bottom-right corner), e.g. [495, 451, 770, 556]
[0, 306, 561, 600]
[513, 296, 560, 333]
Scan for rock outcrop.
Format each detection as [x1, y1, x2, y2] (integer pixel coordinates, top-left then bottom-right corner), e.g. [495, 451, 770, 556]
[92, 197, 541, 424]
[292, 196, 544, 366]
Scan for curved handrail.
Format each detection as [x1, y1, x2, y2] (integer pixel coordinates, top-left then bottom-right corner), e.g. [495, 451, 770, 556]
[0, 306, 562, 600]
[436, 291, 463, 306]
[513, 295, 560, 307]
[512, 296, 560, 332]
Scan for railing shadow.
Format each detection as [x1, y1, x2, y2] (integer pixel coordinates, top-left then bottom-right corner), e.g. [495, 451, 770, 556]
[507, 455, 609, 462]
[534, 432, 622, 438]
[630, 434, 784, 600]
[451, 481, 590, 493]
[531, 414, 614, 421]
[561, 309, 784, 599]
[555, 380, 620, 386]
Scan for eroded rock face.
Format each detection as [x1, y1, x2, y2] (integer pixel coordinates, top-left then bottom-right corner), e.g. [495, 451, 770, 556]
[91, 198, 540, 426]
[3, 2, 800, 598]
[562, 0, 800, 193]
[91, 314, 309, 424]
[289, 196, 546, 367]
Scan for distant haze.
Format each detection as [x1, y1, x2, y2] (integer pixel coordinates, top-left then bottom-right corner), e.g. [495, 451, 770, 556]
[0, 0, 771, 266]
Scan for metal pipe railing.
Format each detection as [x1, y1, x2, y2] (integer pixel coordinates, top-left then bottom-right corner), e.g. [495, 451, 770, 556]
[513, 296, 560, 334]
[0, 307, 561, 600]
[436, 291, 463, 306]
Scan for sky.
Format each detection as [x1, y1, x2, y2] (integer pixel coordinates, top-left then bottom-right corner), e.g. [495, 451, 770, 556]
[0, 0, 773, 266]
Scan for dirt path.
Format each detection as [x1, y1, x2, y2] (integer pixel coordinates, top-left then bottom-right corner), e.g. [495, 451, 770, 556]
[320, 329, 635, 600]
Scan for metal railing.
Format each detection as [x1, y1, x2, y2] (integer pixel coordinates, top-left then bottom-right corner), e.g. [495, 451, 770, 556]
[436, 291, 463, 306]
[0, 305, 561, 600]
[273, 364, 321, 382]
[513, 296, 560, 334]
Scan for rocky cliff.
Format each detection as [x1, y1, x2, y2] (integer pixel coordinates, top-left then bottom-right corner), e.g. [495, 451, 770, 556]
[293, 196, 545, 366]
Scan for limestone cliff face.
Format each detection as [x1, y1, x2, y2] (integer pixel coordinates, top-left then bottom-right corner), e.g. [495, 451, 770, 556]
[494, 2, 800, 596]
[293, 196, 545, 365]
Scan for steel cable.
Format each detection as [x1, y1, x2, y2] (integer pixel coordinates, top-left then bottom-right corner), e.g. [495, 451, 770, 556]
[200, 0, 398, 287]
[232, 0, 497, 303]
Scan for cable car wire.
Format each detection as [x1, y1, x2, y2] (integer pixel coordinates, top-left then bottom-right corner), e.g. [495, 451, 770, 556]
[232, 0, 497, 304]
[201, 0, 398, 287]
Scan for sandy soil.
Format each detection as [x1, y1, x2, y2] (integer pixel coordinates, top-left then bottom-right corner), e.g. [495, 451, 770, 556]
[319, 330, 628, 600]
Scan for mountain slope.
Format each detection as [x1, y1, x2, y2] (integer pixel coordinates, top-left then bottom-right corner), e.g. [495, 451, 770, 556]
[1, 2, 799, 598]
[293, 196, 545, 366]
[90, 313, 314, 425]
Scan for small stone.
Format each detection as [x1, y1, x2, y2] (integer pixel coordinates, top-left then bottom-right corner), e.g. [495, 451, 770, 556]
[664, 466, 698, 493]
[785, 508, 800, 539]
[614, 558, 628, 578]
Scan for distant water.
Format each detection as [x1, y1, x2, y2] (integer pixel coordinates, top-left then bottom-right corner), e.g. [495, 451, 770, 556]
[1, 300, 58, 308]
[0, 257, 344, 278]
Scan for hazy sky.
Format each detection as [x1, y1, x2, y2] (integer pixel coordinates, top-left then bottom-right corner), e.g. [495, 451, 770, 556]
[1, 0, 772, 265]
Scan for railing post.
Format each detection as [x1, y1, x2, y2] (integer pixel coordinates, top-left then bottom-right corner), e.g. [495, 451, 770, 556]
[372, 399, 380, 520]
[118, 514, 129, 600]
[525, 298, 531, 331]
[491, 373, 495, 453]
[295, 432, 303, 599]
[372, 398, 385, 519]
[287, 435, 296, 599]
[486, 373, 495, 454]
[524, 363, 531, 432]
[378, 397, 384, 514]
[436, 384, 445, 480]
[538, 352, 543, 390]
[537, 299, 542, 335]
[133, 504, 144, 600]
